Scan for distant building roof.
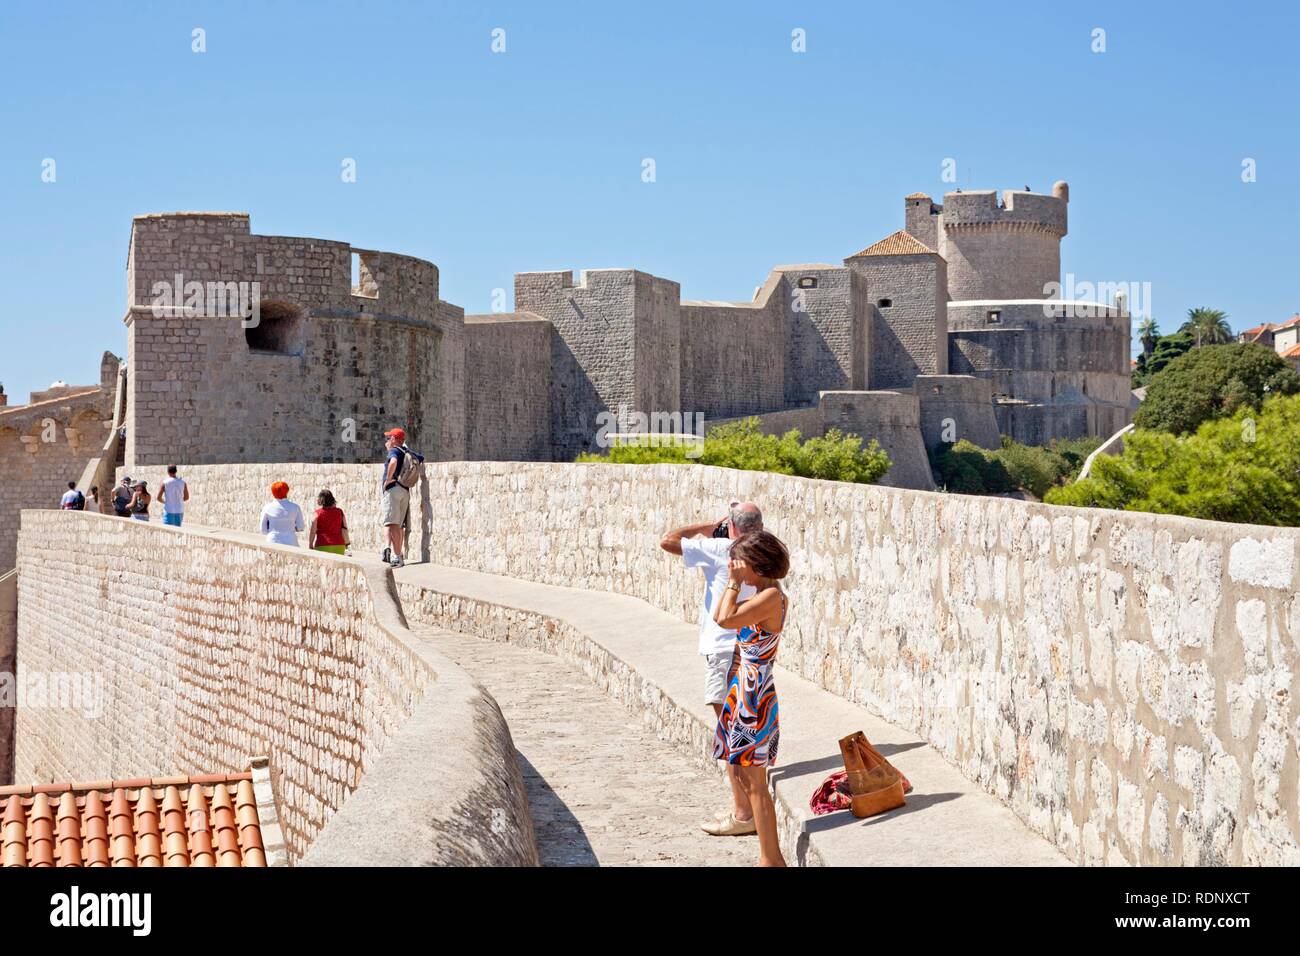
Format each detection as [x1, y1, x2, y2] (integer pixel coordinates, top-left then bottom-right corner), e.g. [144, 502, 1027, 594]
[1274, 315, 1300, 331]
[846, 230, 937, 258]
[904, 192, 931, 200]
[1282, 342, 1300, 358]
[1, 771, 275, 867]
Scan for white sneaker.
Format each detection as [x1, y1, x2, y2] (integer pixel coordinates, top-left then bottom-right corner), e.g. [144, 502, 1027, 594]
[390, 555, 404, 568]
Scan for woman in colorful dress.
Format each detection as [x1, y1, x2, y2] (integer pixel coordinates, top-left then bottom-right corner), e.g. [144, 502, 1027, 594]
[712, 529, 790, 867]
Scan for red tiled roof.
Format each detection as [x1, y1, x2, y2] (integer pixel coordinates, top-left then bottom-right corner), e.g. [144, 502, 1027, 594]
[1282, 343, 1300, 358]
[847, 230, 937, 258]
[1274, 315, 1300, 331]
[1, 773, 268, 867]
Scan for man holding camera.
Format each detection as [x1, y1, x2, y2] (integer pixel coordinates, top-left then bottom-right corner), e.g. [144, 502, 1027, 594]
[659, 500, 764, 836]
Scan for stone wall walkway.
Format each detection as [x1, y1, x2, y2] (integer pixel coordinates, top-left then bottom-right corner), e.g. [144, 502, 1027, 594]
[396, 563, 1071, 867]
[413, 624, 755, 866]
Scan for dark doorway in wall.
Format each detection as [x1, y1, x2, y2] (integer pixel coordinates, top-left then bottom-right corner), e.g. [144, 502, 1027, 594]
[245, 301, 306, 355]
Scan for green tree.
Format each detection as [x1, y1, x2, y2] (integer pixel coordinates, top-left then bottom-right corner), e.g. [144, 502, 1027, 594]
[1136, 317, 1160, 358]
[577, 417, 892, 484]
[1132, 330, 1194, 387]
[1181, 307, 1233, 347]
[1046, 393, 1300, 526]
[1133, 341, 1300, 434]
[930, 435, 1101, 498]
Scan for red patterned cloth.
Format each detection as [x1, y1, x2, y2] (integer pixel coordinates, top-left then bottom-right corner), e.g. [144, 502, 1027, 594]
[809, 771, 853, 815]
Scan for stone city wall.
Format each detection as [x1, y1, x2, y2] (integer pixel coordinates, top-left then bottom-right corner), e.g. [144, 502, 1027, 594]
[169, 460, 1299, 866]
[680, 277, 786, 422]
[915, 375, 1001, 450]
[124, 213, 451, 468]
[0, 389, 113, 570]
[0, 571, 15, 785]
[463, 314, 552, 461]
[13, 511, 536, 865]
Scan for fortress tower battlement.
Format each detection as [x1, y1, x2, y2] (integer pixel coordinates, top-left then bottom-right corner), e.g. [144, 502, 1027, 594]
[127, 211, 442, 324]
[903, 184, 1069, 302]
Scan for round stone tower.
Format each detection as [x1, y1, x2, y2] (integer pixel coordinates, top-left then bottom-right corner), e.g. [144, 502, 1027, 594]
[939, 185, 1068, 301]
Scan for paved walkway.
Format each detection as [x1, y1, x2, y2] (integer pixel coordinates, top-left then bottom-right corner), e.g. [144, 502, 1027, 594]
[396, 563, 1070, 867]
[415, 624, 755, 866]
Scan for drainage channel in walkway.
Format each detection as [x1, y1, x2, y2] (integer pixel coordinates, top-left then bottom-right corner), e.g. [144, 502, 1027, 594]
[413, 625, 756, 867]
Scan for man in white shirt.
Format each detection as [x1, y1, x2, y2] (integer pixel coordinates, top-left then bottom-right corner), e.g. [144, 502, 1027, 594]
[159, 464, 189, 527]
[59, 481, 85, 510]
[660, 500, 763, 836]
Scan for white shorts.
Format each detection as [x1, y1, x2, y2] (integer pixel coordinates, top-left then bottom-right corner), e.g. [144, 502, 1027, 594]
[381, 485, 409, 526]
[704, 650, 736, 706]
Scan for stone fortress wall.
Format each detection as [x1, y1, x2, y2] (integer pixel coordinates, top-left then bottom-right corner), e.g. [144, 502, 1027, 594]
[948, 301, 1133, 444]
[159, 460, 1300, 866]
[12, 509, 537, 865]
[0, 357, 118, 568]
[107, 180, 1126, 491]
[0, 179, 1132, 580]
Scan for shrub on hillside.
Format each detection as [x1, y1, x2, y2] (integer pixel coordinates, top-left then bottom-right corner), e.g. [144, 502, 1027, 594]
[1134, 342, 1299, 435]
[1045, 393, 1300, 526]
[931, 435, 1102, 498]
[576, 417, 892, 484]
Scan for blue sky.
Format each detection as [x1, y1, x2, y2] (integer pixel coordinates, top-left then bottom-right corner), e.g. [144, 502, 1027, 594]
[1, 0, 1296, 402]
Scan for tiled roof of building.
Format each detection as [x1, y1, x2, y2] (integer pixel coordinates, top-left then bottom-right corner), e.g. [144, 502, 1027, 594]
[1275, 315, 1300, 331]
[1241, 323, 1274, 337]
[1, 772, 270, 867]
[847, 230, 937, 258]
[904, 192, 931, 200]
[1282, 342, 1300, 358]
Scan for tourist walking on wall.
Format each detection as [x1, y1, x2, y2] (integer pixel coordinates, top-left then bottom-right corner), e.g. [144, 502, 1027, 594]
[659, 501, 764, 837]
[159, 464, 188, 527]
[111, 476, 133, 518]
[309, 489, 350, 555]
[59, 481, 85, 510]
[86, 486, 100, 514]
[127, 481, 152, 521]
[260, 481, 304, 546]
[379, 427, 424, 569]
[711, 529, 791, 867]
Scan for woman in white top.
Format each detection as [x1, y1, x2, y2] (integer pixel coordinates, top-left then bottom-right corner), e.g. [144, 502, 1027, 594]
[260, 481, 305, 546]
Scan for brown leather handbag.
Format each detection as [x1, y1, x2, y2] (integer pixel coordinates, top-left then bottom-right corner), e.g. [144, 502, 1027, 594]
[839, 731, 906, 818]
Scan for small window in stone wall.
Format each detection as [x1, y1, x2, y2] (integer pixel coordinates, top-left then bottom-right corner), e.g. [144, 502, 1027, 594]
[878, 298, 892, 308]
[987, 310, 1001, 324]
[797, 276, 818, 289]
[352, 251, 379, 299]
[245, 300, 306, 356]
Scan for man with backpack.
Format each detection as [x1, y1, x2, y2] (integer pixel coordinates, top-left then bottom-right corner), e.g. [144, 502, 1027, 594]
[379, 427, 424, 568]
[112, 475, 133, 517]
[59, 481, 85, 510]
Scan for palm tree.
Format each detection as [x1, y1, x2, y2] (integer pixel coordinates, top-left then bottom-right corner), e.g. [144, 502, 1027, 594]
[1136, 317, 1160, 358]
[1180, 308, 1232, 347]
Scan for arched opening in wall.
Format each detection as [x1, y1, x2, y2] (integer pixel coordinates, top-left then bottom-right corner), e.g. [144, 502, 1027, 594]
[245, 301, 306, 355]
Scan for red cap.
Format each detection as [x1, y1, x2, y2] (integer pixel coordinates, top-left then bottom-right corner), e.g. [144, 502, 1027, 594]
[384, 428, 406, 443]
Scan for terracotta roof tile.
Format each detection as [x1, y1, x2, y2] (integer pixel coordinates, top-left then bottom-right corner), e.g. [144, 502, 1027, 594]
[0, 772, 269, 868]
[904, 192, 931, 200]
[1282, 343, 1300, 358]
[846, 229, 937, 258]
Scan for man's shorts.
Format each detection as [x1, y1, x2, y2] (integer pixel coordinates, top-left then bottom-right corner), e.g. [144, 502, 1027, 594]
[704, 649, 737, 707]
[381, 484, 410, 526]
[163, 512, 183, 527]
